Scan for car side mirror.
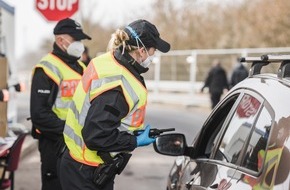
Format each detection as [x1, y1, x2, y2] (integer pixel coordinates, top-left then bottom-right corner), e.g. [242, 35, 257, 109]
[153, 133, 187, 156]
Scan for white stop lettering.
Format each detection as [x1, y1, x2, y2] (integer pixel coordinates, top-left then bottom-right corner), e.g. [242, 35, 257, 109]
[37, 0, 77, 11]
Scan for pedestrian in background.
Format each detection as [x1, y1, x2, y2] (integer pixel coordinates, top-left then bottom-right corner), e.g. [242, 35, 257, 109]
[81, 46, 91, 66]
[59, 19, 170, 190]
[30, 18, 91, 190]
[201, 59, 229, 109]
[230, 58, 249, 88]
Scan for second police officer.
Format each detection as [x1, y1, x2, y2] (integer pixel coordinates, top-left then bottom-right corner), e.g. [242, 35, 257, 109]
[30, 18, 91, 190]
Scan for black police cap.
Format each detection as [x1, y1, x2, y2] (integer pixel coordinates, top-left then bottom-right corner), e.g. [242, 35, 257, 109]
[53, 18, 91, 41]
[124, 19, 170, 53]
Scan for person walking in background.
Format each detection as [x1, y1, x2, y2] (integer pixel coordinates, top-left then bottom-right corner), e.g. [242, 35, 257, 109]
[59, 19, 170, 190]
[201, 59, 229, 109]
[81, 46, 91, 66]
[230, 58, 249, 88]
[30, 18, 91, 190]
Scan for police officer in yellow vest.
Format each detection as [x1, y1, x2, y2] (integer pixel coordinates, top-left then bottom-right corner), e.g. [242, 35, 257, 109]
[30, 18, 91, 190]
[59, 19, 170, 190]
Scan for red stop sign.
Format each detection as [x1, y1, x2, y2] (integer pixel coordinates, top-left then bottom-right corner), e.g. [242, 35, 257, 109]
[36, 0, 79, 21]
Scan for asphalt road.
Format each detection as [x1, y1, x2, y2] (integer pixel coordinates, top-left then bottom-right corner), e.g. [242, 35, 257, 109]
[14, 92, 210, 190]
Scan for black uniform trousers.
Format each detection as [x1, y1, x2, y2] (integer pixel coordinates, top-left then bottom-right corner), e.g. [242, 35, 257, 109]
[59, 149, 115, 190]
[39, 137, 62, 190]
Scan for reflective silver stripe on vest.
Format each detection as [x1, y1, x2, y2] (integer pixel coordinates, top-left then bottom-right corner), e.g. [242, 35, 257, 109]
[63, 120, 85, 148]
[63, 93, 91, 148]
[40, 60, 66, 110]
[39, 61, 62, 79]
[91, 75, 139, 109]
[79, 93, 91, 126]
[91, 75, 140, 131]
[54, 98, 72, 109]
[40, 61, 71, 115]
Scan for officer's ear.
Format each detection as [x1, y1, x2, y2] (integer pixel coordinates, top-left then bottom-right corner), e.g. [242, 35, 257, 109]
[55, 35, 68, 52]
[55, 35, 64, 44]
[139, 47, 146, 54]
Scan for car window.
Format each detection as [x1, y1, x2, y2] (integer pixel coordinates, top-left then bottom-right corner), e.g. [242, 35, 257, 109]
[214, 94, 262, 165]
[195, 93, 239, 158]
[241, 107, 272, 172]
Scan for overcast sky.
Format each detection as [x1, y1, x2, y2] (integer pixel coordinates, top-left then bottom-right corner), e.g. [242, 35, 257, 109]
[4, 0, 225, 59]
[5, 0, 153, 59]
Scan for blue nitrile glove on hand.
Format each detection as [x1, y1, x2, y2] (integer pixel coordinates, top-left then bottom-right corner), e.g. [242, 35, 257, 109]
[136, 125, 156, 147]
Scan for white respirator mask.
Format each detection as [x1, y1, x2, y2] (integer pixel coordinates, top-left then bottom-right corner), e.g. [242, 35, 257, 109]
[62, 37, 85, 58]
[140, 53, 154, 68]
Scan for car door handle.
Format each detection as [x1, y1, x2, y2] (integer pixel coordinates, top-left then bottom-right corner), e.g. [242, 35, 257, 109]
[185, 180, 193, 189]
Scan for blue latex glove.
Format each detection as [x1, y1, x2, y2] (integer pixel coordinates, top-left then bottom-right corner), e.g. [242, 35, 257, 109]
[136, 125, 156, 147]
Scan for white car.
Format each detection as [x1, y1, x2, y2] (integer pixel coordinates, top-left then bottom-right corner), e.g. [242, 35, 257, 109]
[154, 54, 290, 190]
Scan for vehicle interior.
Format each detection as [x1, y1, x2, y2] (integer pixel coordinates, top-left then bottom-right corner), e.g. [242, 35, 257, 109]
[193, 93, 240, 159]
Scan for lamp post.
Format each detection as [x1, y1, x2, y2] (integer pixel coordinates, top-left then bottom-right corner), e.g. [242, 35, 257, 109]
[152, 55, 160, 95]
[186, 51, 197, 95]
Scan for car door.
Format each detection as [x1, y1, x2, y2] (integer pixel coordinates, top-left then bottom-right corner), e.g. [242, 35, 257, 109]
[181, 90, 273, 190]
[207, 93, 273, 190]
[177, 91, 241, 190]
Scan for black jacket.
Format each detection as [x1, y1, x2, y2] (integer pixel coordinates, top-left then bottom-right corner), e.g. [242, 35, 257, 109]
[230, 64, 249, 88]
[202, 65, 229, 94]
[30, 43, 84, 141]
[81, 48, 148, 153]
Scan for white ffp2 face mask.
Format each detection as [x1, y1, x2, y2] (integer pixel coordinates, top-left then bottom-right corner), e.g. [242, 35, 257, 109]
[62, 37, 85, 58]
[140, 48, 155, 68]
[66, 41, 85, 58]
[141, 55, 154, 68]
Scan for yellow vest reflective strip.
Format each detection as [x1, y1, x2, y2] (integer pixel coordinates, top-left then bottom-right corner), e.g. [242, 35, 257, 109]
[34, 53, 86, 120]
[64, 52, 147, 166]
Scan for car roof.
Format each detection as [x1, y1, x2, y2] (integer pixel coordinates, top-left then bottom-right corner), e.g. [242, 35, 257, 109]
[230, 54, 290, 120]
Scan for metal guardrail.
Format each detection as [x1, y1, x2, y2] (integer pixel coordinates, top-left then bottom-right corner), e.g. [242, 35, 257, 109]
[150, 47, 290, 94]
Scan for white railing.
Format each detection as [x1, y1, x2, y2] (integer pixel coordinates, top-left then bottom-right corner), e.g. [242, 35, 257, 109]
[148, 47, 290, 94]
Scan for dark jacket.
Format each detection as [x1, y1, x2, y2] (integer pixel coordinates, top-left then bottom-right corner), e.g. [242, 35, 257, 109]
[230, 63, 249, 88]
[202, 64, 229, 94]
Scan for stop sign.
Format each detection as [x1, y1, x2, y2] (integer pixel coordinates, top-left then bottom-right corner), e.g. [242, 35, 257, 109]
[36, 0, 79, 21]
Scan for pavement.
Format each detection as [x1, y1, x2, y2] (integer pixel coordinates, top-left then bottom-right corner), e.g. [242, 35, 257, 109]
[17, 90, 211, 161]
[10, 90, 212, 189]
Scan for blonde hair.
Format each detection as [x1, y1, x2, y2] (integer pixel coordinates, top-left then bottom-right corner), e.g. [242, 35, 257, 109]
[107, 29, 138, 53]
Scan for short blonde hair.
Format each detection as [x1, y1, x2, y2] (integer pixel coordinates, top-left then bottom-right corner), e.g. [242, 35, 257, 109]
[107, 29, 138, 53]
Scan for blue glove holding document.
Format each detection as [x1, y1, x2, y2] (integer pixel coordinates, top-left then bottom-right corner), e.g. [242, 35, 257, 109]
[136, 125, 156, 147]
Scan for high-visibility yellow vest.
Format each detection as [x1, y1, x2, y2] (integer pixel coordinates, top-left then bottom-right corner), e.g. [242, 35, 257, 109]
[244, 147, 283, 190]
[33, 53, 86, 120]
[64, 52, 147, 166]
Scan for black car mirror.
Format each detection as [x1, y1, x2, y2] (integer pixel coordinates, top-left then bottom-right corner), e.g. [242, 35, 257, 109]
[153, 133, 187, 156]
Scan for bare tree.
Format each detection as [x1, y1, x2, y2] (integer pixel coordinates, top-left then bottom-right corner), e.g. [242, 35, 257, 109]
[26, 0, 290, 66]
